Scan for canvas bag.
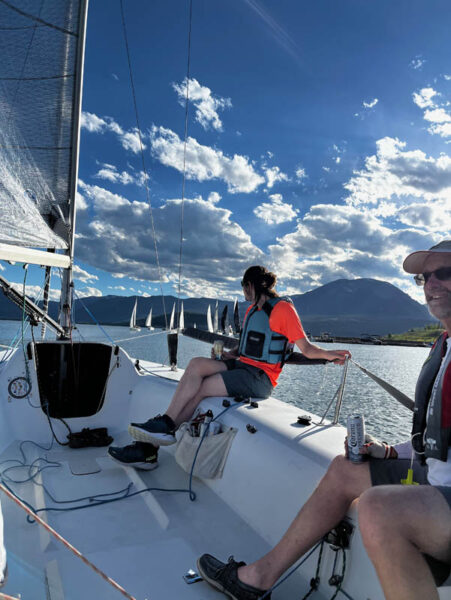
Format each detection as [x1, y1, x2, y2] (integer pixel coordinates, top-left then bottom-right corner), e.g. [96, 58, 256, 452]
[175, 421, 237, 479]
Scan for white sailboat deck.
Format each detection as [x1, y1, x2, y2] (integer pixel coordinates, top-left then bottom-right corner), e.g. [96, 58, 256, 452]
[0, 350, 450, 599]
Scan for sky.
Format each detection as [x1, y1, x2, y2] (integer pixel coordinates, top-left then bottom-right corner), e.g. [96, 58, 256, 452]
[3, 0, 451, 305]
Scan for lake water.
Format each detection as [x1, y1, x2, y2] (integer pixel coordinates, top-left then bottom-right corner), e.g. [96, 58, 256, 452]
[0, 319, 430, 444]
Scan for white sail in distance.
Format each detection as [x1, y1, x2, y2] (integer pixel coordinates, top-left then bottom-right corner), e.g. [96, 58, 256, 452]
[129, 299, 140, 331]
[169, 302, 176, 331]
[145, 308, 154, 330]
[207, 304, 213, 333]
[179, 302, 185, 330]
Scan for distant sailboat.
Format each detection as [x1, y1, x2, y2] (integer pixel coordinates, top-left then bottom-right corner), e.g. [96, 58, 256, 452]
[179, 301, 185, 330]
[213, 300, 219, 332]
[169, 302, 176, 331]
[206, 304, 213, 333]
[145, 308, 154, 330]
[129, 299, 141, 331]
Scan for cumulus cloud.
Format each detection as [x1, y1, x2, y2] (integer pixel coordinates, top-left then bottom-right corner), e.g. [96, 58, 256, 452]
[108, 285, 126, 291]
[295, 166, 307, 180]
[76, 286, 103, 298]
[413, 87, 437, 109]
[73, 264, 98, 283]
[12, 283, 60, 301]
[74, 182, 264, 286]
[344, 137, 451, 206]
[94, 163, 140, 186]
[172, 78, 232, 131]
[81, 112, 145, 153]
[263, 165, 290, 188]
[150, 126, 265, 193]
[412, 87, 451, 139]
[265, 136, 450, 296]
[254, 193, 299, 224]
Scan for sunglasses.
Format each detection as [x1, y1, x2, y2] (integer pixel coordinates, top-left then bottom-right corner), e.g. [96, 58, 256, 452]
[241, 280, 247, 288]
[414, 266, 451, 286]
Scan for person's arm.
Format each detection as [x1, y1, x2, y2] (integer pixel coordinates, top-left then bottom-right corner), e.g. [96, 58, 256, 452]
[295, 337, 351, 365]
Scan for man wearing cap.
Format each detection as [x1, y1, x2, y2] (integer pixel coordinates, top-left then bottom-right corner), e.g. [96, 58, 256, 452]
[197, 241, 451, 600]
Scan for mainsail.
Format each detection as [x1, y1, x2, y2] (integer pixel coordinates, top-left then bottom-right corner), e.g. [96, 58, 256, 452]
[0, 0, 87, 263]
[145, 308, 153, 329]
[129, 299, 138, 329]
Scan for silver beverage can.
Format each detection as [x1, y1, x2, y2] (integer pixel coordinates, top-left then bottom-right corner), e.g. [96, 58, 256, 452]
[347, 414, 366, 463]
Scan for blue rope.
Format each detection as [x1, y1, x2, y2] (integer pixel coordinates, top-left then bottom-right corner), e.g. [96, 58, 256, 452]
[72, 289, 116, 345]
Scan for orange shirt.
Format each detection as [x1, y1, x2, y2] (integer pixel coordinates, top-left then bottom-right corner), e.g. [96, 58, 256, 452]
[239, 300, 305, 387]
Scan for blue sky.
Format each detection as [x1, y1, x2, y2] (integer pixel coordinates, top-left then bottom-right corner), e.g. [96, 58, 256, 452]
[3, 0, 451, 304]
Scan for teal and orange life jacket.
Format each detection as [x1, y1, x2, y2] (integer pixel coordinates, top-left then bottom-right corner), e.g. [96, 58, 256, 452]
[238, 297, 294, 366]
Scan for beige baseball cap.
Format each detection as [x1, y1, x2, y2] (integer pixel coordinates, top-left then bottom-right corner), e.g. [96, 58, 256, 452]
[403, 240, 451, 274]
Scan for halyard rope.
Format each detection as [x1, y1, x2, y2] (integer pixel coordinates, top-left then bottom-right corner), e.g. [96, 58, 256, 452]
[120, 0, 168, 331]
[176, 0, 193, 327]
[0, 483, 138, 600]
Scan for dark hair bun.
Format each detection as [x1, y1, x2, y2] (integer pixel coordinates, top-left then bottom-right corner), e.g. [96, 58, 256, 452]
[264, 272, 276, 289]
[242, 265, 278, 297]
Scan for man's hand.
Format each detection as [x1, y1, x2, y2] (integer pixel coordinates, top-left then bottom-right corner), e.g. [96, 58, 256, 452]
[360, 434, 398, 459]
[344, 434, 398, 459]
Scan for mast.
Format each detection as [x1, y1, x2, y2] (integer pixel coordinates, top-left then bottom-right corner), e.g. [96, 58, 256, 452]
[59, 0, 89, 335]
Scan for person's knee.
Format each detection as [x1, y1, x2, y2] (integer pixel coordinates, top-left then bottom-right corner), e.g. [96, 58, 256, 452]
[358, 488, 393, 549]
[186, 356, 207, 375]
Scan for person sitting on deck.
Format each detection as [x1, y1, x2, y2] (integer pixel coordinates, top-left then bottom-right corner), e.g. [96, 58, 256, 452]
[108, 265, 350, 469]
[197, 240, 451, 600]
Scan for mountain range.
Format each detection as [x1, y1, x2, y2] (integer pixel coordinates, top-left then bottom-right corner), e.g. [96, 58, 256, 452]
[0, 278, 435, 337]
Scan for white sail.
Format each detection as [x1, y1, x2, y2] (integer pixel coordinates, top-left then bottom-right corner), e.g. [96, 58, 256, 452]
[129, 300, 137, 329]
[169, 302, 176, 330]
[0, 0, 85, 253]
[214, 300, 219, 332]
[145, 308, 154, 330]
[179, 302, 185, 330]
[207, 304, 213, 333]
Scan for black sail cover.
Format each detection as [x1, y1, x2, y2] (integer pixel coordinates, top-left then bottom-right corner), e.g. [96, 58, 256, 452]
[0, 0, 84, 249]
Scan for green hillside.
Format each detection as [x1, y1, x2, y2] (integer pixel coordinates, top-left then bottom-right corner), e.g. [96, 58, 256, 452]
[383, 324, 445, 343]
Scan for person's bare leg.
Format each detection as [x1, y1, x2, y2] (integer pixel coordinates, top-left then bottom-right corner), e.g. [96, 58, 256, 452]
[174, 374, 228, 426]
[358, 485, 451, 600]
[165, 357, 227, 425]
[238, 455, 372, 590]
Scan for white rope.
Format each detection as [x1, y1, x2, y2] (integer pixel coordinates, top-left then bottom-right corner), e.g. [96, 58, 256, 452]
[113, 329, 168, 344]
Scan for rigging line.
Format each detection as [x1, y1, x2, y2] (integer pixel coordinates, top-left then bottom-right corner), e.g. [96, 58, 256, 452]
[72, 289, 116, 345]
[119, 0, 168, 330]
[176, 0, 194, 326]
[349, 358, 414, 412]
[113, 330, 167, 344]
[0, 0, 78, 36]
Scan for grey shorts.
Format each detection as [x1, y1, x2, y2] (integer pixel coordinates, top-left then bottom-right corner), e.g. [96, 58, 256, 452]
[219, 360, 273, 399]
[369, 458, 451, 586]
